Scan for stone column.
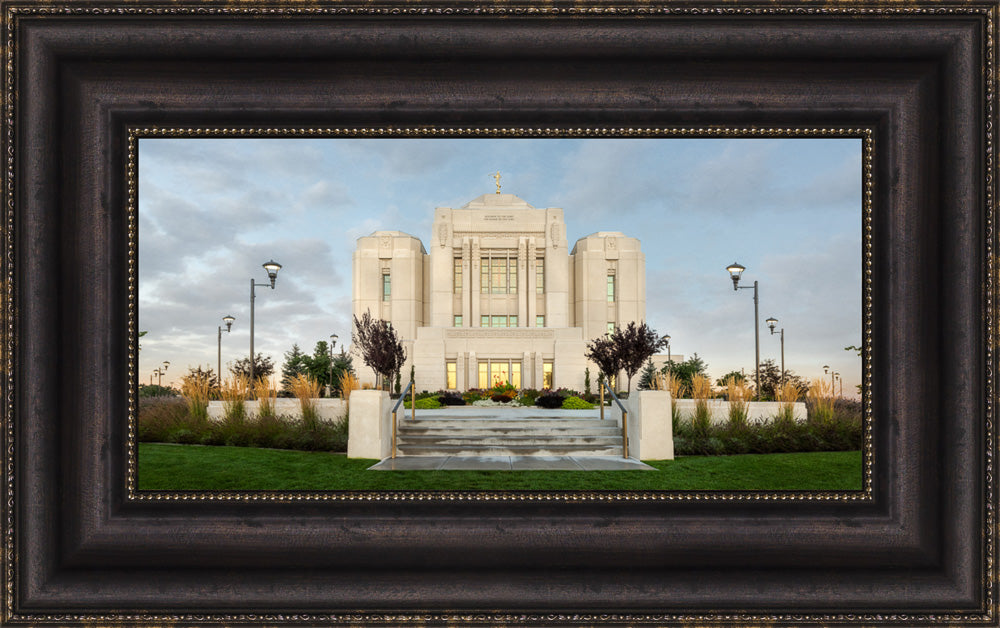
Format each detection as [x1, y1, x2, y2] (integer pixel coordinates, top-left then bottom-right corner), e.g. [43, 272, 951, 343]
[459, 352, 467, 390]
[461, 239, 471, 326]
[471, 239, 481, 326]
[468, 351, 477, 389]
[533, 351, 544, 389]
[518, 238, 528, 326]
[527, 241, 537, 327]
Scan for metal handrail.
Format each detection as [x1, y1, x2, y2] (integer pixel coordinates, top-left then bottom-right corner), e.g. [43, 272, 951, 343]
[390, 379, 416, 459]
[600, 378, 629, 459]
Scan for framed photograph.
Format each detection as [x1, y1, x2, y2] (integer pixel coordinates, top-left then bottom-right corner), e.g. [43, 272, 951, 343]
[4, 1, 994, 624]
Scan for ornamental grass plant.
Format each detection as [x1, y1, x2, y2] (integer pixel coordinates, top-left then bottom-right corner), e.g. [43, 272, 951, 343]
[180, 369, 211, 423]
[775, 380, 800, 425]
[290, 373, 321, 430]
[690, 374, 714, 438]
[807, 377, 836, 425]
[254, 377, 277, 419]
[337, 371, 360, 402]
[724, 376, 752, 429]
[220, 374, 250, 425]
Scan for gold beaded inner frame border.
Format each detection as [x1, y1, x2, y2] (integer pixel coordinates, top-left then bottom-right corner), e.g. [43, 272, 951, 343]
[125, 126, 875, 504]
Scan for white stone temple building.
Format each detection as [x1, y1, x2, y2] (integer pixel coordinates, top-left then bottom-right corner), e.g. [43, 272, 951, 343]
[351, 189, 646, 392]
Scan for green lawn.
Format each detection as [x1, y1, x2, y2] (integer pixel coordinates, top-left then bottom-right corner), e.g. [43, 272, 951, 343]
[137, 443, 862, 491]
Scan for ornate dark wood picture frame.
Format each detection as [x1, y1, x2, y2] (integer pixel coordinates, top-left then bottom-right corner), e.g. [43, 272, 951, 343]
[2, 1, 995, 624]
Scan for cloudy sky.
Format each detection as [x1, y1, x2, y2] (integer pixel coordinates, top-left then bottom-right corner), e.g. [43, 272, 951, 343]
[139, 137, 862, 396]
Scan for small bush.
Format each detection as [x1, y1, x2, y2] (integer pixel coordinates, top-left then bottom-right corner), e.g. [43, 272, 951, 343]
[139, 384, 177, 398]
[462, 389, 485, 403]
[535, 391, 566, 409]
[562, 395, 594, 410]
[437, 391, 466, 406]
[137, 397, 189, 442]
[490, 392, 515, 403]
[404, 396, 443, 409]
[518, 388, 541, 406]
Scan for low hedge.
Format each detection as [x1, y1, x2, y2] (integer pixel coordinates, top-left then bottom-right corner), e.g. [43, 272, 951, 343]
[137, 397, 349, 452]
[673, 410, 862, 455]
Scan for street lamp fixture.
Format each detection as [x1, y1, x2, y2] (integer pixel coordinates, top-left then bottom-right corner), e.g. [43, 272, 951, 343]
[218, 315, 235, 382]
[834, 372, 842, 398]
[726, 262, 746, 290]
[725, 262, 761, 400]
[823, 365, 835, 392]
[765, 316, 785, 388]
[250, 260, 282, 389]
[664, 334, 671, 363]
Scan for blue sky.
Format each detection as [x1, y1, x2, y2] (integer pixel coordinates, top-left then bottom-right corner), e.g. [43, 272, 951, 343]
[139, 137, 862, 396]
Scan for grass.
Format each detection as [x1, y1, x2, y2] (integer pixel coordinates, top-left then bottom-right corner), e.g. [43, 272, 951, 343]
[137, 443, 862, 492]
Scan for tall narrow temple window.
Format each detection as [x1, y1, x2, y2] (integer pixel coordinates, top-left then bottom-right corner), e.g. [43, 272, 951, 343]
[607, 273, 616, 302]
[481, 315, 489, 327]
[511, 362, 522, 388]
[536, 258, 544, 294]
[453, 315, 463, 327]
[446, 361, 457, 390]
[382, 273, 391, 302]
[542, 361, 554, 389]
[491, 315, 506, 328]
[536, 315, 545, 327]
[508, 315, 518, 327]
[490, 361, 506, 387]
[491, 257, 507, 294]
[478, 362, 489, 389]
[454, 258, 462, 294]
[607, 322, 615, 336]
[481, 253, 490, 293]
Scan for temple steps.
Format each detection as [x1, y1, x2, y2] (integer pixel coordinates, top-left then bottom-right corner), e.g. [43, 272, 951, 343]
[394, 414, 624, 457]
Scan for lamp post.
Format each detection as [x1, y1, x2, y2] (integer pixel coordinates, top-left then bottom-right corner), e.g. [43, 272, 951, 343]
[664, 334, 671, 363]
[834, 372, 842, 398]
[326, 334, 338, 397]
[150, 370, 157, 386]
[823, 365, 835, 392]
[249, 260, 282, 388]
[218, 315, 235, 382]
[157, 361, 169, 386]
[765, 317, 785, 388]
[726, 262, 761, 400]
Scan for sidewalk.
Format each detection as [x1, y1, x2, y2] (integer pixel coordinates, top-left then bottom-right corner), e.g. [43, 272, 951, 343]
[368, 455, 654, 471]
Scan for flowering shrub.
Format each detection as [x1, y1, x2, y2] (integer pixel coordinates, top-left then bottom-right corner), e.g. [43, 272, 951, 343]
[437, 391, 466, 406]
[535, 391, 567, 409]
[561, 395, 594, 410]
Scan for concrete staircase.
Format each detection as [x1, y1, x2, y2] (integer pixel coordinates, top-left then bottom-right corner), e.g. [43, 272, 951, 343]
[395, 412, 624, 457]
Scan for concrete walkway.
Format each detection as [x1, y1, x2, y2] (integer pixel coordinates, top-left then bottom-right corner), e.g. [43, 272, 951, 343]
[368, 455, 655, 471]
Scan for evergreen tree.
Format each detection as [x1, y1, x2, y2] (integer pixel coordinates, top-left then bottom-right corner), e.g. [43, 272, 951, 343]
[229, 353, 275, 383]
[306, 340, 334, 388]
[637, 360, 658, 390]
[280, 343, 310, 392]
[661, 354, 709, 395]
